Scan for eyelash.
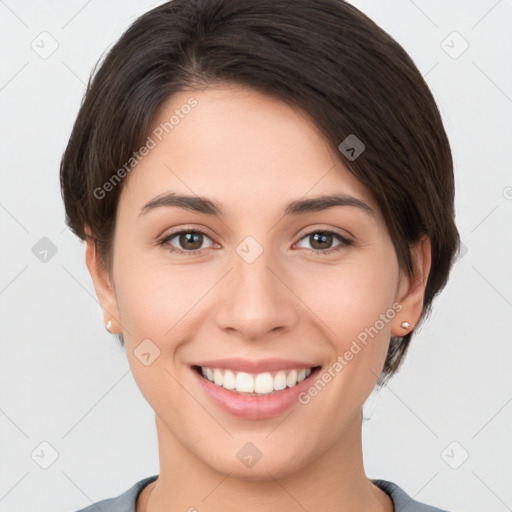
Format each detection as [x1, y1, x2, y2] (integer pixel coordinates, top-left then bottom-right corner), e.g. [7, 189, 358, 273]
[158, 227, 352, 256]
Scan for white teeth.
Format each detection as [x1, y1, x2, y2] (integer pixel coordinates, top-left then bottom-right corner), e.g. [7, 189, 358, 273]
[223, 369, 236, 390]
[199, 366, 315, 394]
[235, 372, 254, 392]
[254, 372, 274, 394]
[274, 371, 287, 391]
[213, 368, 223, 386]
[286, 370, 297, 388]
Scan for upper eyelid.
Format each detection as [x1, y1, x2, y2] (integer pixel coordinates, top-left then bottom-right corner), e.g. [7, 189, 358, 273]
[295, 224, 352, 241]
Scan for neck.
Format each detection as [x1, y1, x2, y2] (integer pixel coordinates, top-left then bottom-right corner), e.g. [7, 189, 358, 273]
[141, 409, 393, 512]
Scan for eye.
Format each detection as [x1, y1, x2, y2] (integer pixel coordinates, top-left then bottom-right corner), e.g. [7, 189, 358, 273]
[295, 230, 351, 255]
[159, 228, 215, 255]
[159, 227, 352, 256]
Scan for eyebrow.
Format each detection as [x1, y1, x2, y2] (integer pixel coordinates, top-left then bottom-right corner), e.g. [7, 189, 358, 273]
[139, 192, 374, 218]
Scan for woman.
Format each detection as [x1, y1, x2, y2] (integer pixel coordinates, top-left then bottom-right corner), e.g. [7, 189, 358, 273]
[61, 0, 460, 510]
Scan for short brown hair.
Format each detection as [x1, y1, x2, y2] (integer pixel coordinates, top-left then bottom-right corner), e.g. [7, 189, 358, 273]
[60, 0, 460, 386]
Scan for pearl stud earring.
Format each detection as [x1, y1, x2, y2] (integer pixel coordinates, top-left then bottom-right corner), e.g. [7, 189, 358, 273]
[106, 319, 112, 331]
[400, 321, 410, 329]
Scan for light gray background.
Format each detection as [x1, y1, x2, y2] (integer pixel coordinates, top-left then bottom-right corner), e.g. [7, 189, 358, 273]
[1, 1, 511, 511]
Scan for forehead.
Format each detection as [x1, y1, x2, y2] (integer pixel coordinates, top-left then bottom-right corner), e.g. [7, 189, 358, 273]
[119, 84, 381, 223]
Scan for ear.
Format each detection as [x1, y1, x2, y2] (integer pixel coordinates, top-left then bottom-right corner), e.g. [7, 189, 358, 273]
[391, 235, 432, 336]
[84, 226, 122, 334]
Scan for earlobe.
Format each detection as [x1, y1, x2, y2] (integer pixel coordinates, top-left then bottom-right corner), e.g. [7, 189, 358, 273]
[392, 235, 432, 336]
[84, 228, 122, 334]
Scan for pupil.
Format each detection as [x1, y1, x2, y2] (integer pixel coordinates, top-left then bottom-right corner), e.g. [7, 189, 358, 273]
[180, 232, 202, 250]
[311, 232, 331, 250]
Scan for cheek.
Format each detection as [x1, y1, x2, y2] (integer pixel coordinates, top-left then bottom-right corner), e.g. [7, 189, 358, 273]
[113, 246, 207, 339]
[296, 251, 399, 403]
[111, 251, 202, 405]
[299, 254, 399, 340]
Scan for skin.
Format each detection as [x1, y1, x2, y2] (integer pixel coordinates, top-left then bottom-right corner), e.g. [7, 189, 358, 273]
[86, 84, 431, 512]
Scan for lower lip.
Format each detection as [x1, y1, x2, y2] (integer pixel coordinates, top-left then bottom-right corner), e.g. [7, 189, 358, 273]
[192, 366, 321, 420]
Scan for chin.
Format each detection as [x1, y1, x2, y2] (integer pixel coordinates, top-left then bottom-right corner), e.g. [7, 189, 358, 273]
[198, 440, 311, 481]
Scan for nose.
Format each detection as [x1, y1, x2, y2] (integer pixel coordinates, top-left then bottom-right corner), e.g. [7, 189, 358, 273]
[214, 243, 300, 341]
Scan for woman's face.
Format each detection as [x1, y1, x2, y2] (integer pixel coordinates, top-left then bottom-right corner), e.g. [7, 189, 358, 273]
[88, 84, 426, 479]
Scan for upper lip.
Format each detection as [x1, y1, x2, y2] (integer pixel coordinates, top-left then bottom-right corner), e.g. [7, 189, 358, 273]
[192, 358, 319, 373]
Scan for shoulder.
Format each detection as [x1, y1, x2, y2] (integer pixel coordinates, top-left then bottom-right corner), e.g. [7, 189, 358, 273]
[372, 479, 453, 512]
[72, 475, 453, 512]
[72, 475, 159, 512]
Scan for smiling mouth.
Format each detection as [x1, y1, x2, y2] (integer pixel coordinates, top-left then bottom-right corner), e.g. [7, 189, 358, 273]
[192, 365, 321, 396]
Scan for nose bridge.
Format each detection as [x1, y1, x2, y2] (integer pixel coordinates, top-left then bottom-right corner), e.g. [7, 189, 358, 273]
[215, 235, 298, 339]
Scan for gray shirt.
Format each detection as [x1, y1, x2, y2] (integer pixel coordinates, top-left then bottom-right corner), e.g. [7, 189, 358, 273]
[73, 475, 452, 511]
